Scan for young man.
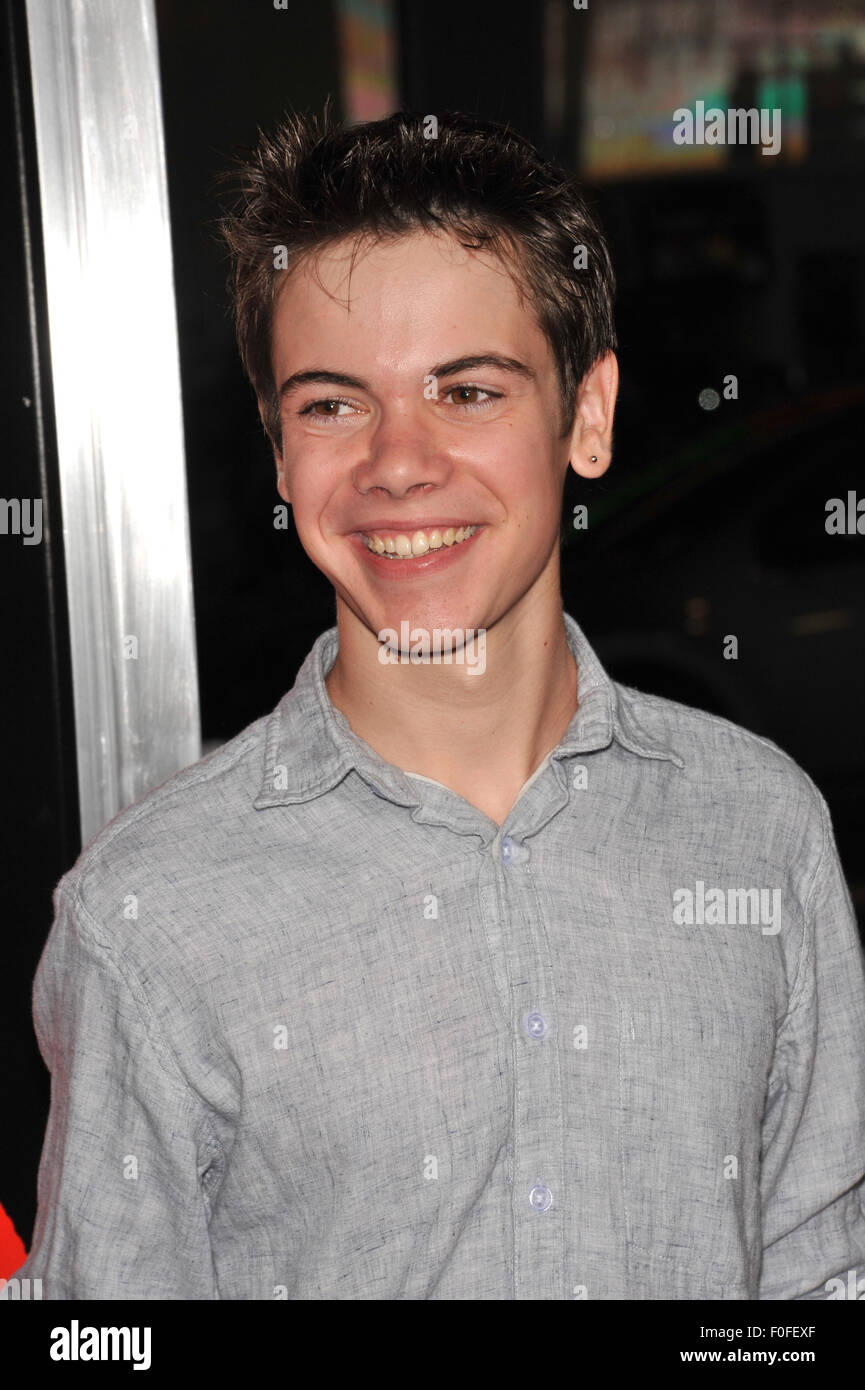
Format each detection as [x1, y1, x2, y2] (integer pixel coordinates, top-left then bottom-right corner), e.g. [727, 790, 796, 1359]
[14, 109, 865, 1300]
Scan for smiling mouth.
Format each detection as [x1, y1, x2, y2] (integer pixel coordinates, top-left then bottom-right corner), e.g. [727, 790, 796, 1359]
[361, 525, 479, 559]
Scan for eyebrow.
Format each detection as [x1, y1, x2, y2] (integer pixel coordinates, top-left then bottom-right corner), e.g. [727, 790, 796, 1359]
[277, 354, 536, 401]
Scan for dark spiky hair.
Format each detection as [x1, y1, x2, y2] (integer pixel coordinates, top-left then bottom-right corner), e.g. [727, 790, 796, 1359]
[215, 102, 617, 452]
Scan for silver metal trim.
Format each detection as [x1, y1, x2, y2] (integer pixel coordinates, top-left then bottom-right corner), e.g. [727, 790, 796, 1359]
[25, 0, 200, 845]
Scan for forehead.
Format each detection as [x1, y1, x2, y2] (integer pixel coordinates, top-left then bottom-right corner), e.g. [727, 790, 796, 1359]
[270, 228, 548, 369]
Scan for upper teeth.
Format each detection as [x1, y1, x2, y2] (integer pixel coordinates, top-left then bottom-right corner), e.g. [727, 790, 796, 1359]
[364, 525, 478, 558]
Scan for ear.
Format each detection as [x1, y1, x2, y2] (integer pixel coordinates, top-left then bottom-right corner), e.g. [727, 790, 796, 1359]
[260, 402, 291, 504]
[566, 350, 618, 480]
[273, 445, 291, 505]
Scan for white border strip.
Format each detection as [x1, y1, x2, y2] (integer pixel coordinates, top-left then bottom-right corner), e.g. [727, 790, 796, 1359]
[25, 0, 200, 844]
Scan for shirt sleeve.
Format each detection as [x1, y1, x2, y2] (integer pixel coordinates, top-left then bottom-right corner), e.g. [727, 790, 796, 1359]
[758, 791, 865, 1300]
[10, 877, 221, 1299]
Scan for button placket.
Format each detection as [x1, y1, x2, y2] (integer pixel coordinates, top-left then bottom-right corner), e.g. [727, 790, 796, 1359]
[494, 824, 565, 1298]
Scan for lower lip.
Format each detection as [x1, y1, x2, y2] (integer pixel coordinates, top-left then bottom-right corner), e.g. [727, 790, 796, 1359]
[350, 528, 485, 577]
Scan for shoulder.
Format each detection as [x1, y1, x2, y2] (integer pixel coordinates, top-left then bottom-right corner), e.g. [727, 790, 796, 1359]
[614, 680, 828, 844]
[613, 683, 840, 947]
[57, 710, 276, 952]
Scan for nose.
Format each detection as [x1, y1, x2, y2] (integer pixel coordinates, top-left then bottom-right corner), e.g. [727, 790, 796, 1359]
[352, 411, 454, 498]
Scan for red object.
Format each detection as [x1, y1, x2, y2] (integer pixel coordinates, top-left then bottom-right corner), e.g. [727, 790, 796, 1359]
[0, 1201, 27, 1280]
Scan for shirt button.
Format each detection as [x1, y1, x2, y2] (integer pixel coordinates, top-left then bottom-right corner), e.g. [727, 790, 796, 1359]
[525, 1011, 548, 1039]
[501, 835, 530, 866]
[527, 1183, 553, 1212]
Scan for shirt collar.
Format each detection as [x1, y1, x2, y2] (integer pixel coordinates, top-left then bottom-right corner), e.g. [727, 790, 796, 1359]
[253, 610, 683, 811]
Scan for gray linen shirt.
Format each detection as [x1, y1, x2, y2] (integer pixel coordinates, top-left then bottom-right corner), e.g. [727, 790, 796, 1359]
[13, 612, 865, 1299]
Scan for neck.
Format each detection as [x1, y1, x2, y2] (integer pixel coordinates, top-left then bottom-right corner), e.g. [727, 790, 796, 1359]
[324, 582, 578, 827]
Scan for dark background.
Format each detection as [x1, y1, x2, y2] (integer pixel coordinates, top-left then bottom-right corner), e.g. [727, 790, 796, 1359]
[3, 0, 864, 1252]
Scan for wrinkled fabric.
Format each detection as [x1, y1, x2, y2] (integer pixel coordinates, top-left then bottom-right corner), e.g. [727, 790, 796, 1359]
[13, 612, 865, 1300]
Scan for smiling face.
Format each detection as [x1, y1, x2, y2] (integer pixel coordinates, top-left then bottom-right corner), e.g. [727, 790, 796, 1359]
[268, 228, 612, 650]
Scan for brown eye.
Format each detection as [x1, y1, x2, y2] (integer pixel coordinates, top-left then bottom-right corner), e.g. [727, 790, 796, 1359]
[313, 400, 340, 415]
[446, 385, 500, 410]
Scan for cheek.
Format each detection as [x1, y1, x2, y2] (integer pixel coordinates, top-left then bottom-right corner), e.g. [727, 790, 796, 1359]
[280, 445, 336, 510]
[487, 443, 562, 514]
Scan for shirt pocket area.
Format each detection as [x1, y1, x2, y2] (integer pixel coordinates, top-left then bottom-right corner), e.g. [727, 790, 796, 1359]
[617, 993, 772, 1296]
